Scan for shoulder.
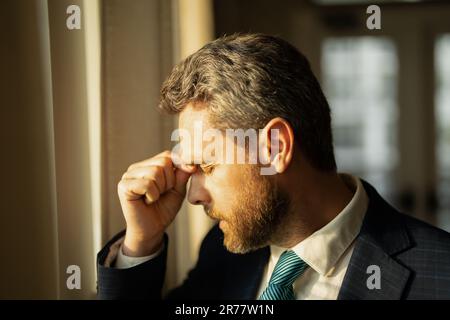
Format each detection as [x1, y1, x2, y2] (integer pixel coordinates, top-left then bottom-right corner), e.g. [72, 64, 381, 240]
[395, 212, 450, 298]
[398, 211, 450, 252]
[362, 179, 450, 252]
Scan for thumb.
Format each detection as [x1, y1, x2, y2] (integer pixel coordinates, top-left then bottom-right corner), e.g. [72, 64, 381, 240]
[173, 168, 192, 196]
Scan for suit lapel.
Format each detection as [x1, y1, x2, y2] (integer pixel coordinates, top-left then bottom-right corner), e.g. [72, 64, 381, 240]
[338, 181, 413, 300]
[338, 236, 411, 299]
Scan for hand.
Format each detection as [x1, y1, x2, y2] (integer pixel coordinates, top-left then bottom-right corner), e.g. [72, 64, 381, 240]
[117, 151, 196, 256]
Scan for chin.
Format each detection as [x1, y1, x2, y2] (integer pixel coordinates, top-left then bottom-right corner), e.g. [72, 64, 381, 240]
[221, 227, 261, 254]
[223, 240, 248, 254]
[221, 228, 243, 254]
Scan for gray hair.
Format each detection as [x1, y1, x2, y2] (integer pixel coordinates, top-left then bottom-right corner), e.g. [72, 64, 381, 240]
[159, 33, 336, 171]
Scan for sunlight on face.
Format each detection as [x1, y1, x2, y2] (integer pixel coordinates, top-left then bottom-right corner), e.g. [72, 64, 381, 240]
[178, 104, 290, 253]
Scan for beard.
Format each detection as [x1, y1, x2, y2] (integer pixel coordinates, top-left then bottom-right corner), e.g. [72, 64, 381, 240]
[206, 165, 291, 254]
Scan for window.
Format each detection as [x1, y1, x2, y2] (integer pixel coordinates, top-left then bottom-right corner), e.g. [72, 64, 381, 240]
[322, 37, 398, 197]
[435, 34, 450, 230]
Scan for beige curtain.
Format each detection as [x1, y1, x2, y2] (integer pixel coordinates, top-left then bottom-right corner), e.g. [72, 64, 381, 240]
[0, 0, 215, 299]
[1, 0, 60, 299]
[1, 0, 101, 299]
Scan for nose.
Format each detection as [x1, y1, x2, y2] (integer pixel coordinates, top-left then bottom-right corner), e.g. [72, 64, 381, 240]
[187, 171, 211, 206]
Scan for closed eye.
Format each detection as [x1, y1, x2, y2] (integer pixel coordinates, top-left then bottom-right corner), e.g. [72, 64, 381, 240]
[199, 163, 215, 175]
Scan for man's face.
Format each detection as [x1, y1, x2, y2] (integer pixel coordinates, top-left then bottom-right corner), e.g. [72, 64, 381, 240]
[178, 104, 290, 254]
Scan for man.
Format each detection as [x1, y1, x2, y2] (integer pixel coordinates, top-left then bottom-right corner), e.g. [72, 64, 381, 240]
[97, 34, 450, 300]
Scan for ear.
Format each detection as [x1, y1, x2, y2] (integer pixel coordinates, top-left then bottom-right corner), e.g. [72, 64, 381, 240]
[260, 117, 295, 173]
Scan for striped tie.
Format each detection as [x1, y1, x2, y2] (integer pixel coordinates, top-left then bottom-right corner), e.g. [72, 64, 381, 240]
[259, 250, 309, 300]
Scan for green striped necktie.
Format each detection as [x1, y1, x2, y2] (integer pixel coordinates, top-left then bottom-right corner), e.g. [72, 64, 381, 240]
[259, 250, 309, 300]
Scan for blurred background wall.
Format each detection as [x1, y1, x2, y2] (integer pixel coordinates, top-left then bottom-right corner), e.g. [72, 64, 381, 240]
[1, 0, 449, 299]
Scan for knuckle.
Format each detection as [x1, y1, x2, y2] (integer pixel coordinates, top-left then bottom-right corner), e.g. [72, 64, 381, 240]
[166, 174, 174, 188]
[117, 180, 126, 193]
[150, 179, 161, 196]
[145, 188, 159, 202]
[154, 165, 164, 178]
[162, 155, 172, 166]
[144, 179, 156, 192]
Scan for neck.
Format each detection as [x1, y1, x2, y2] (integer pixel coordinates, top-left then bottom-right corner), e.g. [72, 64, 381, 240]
[270, 163, 354, 248]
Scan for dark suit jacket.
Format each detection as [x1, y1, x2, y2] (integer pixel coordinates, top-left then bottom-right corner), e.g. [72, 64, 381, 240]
[97, 181, 450, 299]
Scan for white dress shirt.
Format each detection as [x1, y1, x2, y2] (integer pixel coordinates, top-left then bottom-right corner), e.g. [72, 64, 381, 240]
[256, 174, 368, 299]
[107, 173, 368, 300]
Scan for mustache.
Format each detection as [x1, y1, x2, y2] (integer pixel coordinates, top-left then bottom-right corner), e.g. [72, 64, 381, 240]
[203, 206, 224, 221]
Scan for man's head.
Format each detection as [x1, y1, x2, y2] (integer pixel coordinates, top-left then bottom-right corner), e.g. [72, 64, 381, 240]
[159, 34, 336, 253]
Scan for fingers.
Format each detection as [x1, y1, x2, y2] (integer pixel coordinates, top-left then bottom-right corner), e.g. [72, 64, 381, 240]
[128, 151, 197, 174]
[173, 168, 192, 196]
[119, 151, 197, 204]
[118, 178, 160, 203]
[169, 151, 197, 173]
[121, 166, 193, 202]
[127, 150, 172, 171]
[123, 164, 171, 193]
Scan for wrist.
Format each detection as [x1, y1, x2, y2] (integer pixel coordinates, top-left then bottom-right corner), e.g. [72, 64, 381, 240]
[123, 231, 164, 257]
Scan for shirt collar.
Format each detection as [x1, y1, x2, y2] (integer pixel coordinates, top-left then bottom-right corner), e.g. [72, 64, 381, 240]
[269, 174, 369, 277]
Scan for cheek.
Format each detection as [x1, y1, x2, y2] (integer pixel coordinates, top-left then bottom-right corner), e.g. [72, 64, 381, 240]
[205, 165, 246, 207]
[204, 166, 231, 199]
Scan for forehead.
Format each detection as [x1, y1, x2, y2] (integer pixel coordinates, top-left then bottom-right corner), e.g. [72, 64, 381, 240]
[178, 103, 211, 131]
[177, 103, 214, 164]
